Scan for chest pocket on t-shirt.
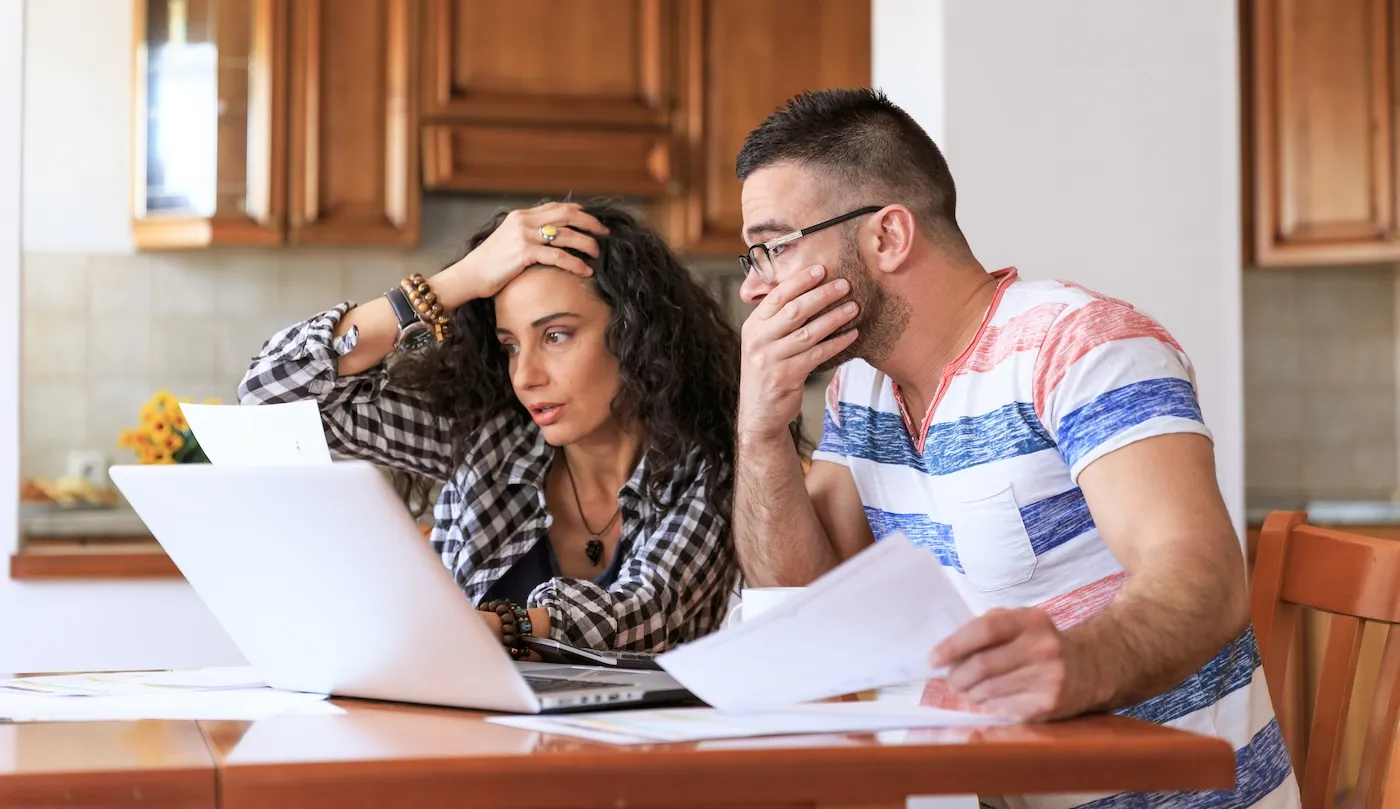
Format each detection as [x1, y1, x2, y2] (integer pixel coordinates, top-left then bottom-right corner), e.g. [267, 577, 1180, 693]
[940, 482, 1038, 592]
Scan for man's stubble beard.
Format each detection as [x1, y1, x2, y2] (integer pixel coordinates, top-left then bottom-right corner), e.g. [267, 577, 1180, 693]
[812, 239, 910, 375]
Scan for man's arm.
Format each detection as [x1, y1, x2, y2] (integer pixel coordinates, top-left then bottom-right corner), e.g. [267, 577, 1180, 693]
[1065, 431, 1248, 709]
[735, 446, 876, 586]
[933, 432, 1247, 720]
[732, 263, 867, 586]
[932, 299, 1246, 721]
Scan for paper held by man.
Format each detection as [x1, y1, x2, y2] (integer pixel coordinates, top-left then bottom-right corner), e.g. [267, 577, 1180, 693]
[657, 532, 976, 713]
[490, 533, 1008, 745]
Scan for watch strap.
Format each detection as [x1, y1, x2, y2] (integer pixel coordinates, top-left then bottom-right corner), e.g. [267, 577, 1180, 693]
[384, 286, 420, 330]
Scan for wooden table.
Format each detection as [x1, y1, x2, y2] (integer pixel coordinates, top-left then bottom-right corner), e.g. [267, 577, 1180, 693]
[0, 697, 1236, 809]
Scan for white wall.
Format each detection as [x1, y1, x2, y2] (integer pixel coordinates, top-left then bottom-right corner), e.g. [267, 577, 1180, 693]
[22, 0, 134, 253]
[873, 0, 1245, 533]
[2, 0, 24, 664]
[3, 0, 244, 672]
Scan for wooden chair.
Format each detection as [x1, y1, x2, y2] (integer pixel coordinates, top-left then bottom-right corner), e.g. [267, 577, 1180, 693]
[1253, 511, 1400, 809]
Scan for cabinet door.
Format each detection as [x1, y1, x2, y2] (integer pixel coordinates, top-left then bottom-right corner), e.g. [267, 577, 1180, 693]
[288, 0, 419, 246]
[132, 0, 288, 249]
[418, 0, 674, 197]
[659, 0, 871, 256]
[1246, 0, 1400, 266]
[421, 0, 670, 128]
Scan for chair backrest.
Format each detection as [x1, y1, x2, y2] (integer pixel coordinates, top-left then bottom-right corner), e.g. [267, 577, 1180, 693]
[1253, 511, 1400, 809]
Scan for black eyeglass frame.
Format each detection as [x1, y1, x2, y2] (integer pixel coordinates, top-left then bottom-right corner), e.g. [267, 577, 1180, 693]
[738, 205, 884, 283]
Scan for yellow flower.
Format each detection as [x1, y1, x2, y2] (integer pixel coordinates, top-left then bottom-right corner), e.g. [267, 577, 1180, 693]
[149, 418, 172, 441]
[154, 389, 179, 411]
[140, 401, 159, 425]
[150, 449, 172, 464]
[160, 432, 183, 453]
[170, 403, 189, 431]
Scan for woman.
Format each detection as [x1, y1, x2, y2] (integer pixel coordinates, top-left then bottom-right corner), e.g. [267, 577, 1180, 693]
[237, 201, 741, 655]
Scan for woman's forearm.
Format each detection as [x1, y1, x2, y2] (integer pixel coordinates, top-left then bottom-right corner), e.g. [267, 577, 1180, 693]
[332, 296, 402, 377]
[334, 265, 486, 377]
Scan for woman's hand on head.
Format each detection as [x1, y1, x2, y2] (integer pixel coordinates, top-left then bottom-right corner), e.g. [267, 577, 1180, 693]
[435, 202, 609, 307]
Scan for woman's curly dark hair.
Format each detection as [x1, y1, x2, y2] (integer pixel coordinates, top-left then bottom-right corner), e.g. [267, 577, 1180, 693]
[388, 202, 768, 516]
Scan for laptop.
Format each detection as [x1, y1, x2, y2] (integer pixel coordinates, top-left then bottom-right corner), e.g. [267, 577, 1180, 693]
[108, 460, 696, 714]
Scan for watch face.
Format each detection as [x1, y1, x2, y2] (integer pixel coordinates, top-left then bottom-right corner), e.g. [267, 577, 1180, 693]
[397, 324, 433, 351]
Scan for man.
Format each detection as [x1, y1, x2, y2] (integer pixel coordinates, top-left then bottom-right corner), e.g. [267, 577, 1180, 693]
[732, 88, 1296, 809]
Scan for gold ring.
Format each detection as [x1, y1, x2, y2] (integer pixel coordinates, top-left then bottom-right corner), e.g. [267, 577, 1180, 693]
[539, 224, 559, 243]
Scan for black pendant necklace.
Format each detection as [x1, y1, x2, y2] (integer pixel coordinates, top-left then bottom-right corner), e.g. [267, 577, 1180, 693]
[562, 452, 620, 567]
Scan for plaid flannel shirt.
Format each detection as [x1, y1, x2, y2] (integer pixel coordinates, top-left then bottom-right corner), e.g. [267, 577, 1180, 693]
[236, 303, 735, 652]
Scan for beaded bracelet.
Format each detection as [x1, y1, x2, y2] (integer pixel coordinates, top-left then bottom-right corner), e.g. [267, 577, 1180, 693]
[485, 599, 531, 660]
[400, 272, 454, 343]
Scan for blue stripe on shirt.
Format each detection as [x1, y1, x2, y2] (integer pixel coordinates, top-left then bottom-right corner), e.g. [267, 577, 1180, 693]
[1075, 717, 1292, 809]
[863, 487, 1096, 567]
[1056, 377, 1203, 470]
[1117, 627, 1260, 726]
[819, 401, 1054, 476]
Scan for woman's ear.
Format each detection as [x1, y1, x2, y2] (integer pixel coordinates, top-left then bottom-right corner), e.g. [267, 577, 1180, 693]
[866, 205, 916, 276]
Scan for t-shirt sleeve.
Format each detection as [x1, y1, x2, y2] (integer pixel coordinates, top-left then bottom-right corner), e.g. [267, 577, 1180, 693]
[1032, 299, 1212, 482]
[810, 367, 850, 467]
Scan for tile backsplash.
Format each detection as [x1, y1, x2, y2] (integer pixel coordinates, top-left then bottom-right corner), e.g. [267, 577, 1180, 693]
[22, 197, 757, 479]
[49, 201, 1375, 503]
[1244, 266, 1400, 506]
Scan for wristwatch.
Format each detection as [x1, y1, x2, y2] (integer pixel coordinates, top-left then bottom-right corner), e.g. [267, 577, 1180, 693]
[385, 286, 433, 351]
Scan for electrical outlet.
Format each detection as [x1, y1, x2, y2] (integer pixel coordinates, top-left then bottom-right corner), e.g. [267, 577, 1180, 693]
[66, 449, 109, 487]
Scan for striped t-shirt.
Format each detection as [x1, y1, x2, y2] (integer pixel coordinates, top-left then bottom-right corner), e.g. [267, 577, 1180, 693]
[813, 268, 1297, 809]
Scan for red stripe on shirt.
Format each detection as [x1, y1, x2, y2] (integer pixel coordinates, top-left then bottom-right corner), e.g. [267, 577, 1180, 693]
[956, 302, 1067, 376]
[1032, 300, 1183, 420]
[1037, 570, 1129, 630]
[1059, 280, 1132, 308]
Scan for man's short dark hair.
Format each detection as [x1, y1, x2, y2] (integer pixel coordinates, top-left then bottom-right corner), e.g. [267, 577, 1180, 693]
[736, 88, 964, 246]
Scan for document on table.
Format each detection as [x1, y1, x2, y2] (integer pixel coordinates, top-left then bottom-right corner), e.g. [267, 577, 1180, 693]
[0, 667, 345, 722]
[179, 401, 332, 465]
[656, 533, 976, 713]
[0, 690, 342, 722]
[0, 666, 266, 696]
[489, 702, 1008, 746]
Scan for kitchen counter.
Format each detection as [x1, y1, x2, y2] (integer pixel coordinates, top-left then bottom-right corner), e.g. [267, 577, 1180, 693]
[11, 504, 166, 580]
[1246, 500, 1400, 527]
[19, 503, 150, 538]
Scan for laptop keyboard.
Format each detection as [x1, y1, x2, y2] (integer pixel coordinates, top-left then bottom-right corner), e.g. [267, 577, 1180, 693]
[524, 675, 632, 694]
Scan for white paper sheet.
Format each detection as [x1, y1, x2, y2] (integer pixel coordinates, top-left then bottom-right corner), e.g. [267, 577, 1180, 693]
[179, 401, 332, 465]
[0, 667, 265, 696]
[488, 701, 1007, 745]
[656, 533, 976, 713]
[0, 689, 342, 722]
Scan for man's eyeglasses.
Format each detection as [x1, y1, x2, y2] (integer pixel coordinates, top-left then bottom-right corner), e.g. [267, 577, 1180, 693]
[738, 205, 883, 284]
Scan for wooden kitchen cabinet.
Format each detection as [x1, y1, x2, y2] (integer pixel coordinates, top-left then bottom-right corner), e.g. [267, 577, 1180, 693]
[132, 0, 288, 249]
[288, 0, 419, 245]
[1242, 0, 1400, 267]
[657, 0, 872, 255]
[131, 0, 419, 249]
[419, 0, 871, 256]
[419, 0, 676, 198]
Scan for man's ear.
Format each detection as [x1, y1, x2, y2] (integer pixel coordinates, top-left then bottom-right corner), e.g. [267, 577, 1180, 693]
[865, 205, 916, 276]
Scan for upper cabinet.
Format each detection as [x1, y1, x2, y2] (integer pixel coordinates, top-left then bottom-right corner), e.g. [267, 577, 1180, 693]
[132, 0, 288, 249]
[287, 0, 419, 246]
[659, 0, 872, 255]
[418, 0, 676, 198]
[1242, 0, 1400, 267]
[419, 0, 870, 256]
[132, 0, 419, 250]
[131, 0, 869, 255]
